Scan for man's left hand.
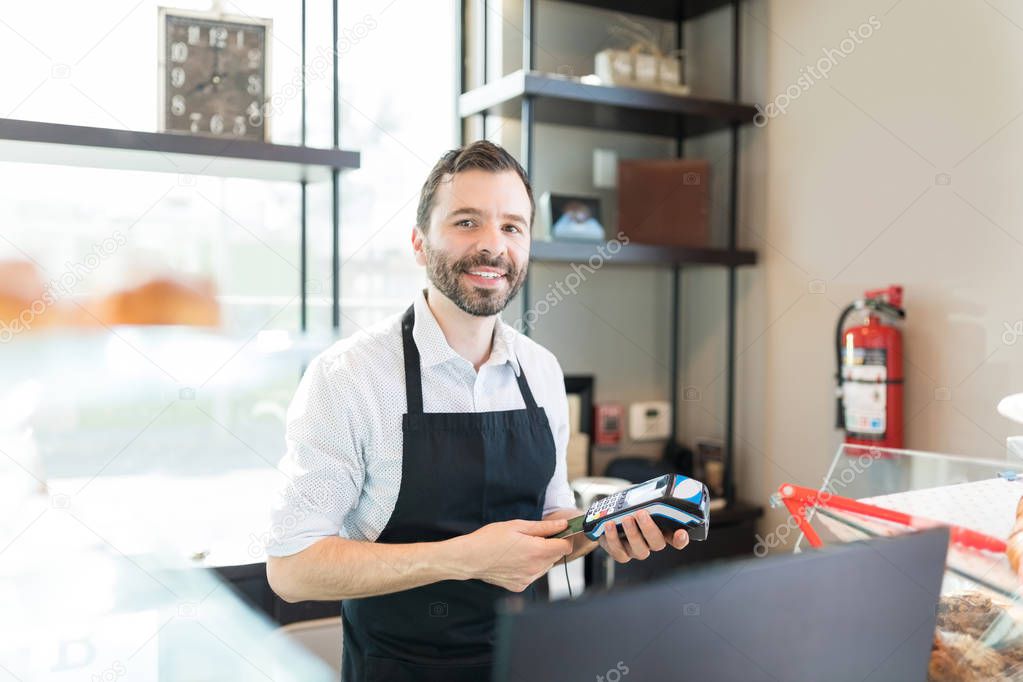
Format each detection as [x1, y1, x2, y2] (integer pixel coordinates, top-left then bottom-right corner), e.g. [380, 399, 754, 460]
[598, 509, 689, 563]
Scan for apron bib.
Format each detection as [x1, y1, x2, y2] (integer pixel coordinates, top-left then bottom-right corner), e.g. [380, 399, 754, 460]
[340, 304, 556, 681]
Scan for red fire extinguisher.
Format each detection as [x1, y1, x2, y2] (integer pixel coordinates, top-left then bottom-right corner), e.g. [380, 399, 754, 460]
[835, 285, 905, 450]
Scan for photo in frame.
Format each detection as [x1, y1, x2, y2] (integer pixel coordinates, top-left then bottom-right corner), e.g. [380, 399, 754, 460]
[537, 192, 606, 242]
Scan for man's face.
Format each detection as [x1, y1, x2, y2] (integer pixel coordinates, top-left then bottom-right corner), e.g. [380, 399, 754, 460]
[413, 169, 531, 317]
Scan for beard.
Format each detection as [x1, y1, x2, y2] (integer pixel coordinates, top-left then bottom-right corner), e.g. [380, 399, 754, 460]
[422, 243, 526, 317]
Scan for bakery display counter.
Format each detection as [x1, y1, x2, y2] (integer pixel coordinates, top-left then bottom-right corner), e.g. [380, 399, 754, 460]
[777, 444, 1023, 681]
[0, 325, 344, 673]
[1, 489, 335, 680]
[2, 325, 338, 558]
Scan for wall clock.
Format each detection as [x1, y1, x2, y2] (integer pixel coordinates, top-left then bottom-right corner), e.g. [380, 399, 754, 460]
[158, 7, 272, 141]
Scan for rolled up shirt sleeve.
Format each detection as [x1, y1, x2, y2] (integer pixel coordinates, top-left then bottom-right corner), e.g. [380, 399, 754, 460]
[265, 353, 365, 557]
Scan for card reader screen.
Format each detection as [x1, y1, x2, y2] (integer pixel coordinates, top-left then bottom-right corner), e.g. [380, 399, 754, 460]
[624, 476, 668, 507]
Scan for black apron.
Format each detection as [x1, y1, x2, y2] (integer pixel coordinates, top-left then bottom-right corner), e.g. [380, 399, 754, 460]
[340, 304, 557, 682]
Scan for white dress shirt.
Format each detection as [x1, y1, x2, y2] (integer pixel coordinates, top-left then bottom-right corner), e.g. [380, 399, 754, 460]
[265, 289, 575, 557]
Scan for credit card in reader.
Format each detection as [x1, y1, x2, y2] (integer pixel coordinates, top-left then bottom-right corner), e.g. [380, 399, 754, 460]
[552, 473, 710, 541]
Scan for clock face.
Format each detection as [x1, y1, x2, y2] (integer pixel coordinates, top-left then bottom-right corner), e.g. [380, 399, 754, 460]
[160, 11, 269, 141]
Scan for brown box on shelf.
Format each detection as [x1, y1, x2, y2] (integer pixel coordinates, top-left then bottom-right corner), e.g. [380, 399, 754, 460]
[617, 159, 710, 247]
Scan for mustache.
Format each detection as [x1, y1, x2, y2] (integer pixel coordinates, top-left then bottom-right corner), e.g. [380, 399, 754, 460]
[455, 254, 517, 276]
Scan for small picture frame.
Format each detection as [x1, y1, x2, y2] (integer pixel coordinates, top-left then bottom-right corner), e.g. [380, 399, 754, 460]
[538, 192, 606, 242]
[695, 438, 725, 498]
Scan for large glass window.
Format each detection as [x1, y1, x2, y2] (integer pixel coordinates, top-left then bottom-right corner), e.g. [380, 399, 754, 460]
[0, 1, 455, 549]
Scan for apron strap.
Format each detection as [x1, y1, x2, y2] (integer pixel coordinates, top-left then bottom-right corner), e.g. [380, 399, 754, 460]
[514, 365, 539, 410]
[401, 301, 540, 412]
[401, 305, 424, 415]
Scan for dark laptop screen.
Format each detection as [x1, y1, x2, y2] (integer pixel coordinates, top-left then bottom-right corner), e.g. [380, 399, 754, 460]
[494, 529, 949, 682]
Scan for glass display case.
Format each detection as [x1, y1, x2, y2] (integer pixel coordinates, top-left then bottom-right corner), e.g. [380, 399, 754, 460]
[1, 501, 336, 681]
[1, 326, 339, 679]
[776, 444, 1023, 681]
[1, 326, 340, 564]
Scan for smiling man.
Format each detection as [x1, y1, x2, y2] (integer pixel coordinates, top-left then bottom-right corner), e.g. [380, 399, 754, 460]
[265, 140, 689, 681]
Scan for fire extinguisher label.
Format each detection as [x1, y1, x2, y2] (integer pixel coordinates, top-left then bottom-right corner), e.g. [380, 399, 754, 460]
[843, 349, 887, 436]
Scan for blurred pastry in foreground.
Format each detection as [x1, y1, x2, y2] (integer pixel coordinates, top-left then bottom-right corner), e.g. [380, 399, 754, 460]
[96, 277, 220, 327]
[0, 260, 62, 333]
[930, 592, 1023, 681]
[936, 591, 1001, 639]
[0, 260, 43, 319]
[929, 629, 1007, 681]
[1007, 496, 1023, 579]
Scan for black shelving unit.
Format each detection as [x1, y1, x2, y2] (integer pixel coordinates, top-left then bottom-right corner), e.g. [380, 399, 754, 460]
[531, 240, 756, 267]
[459, 70, 756, 138]
[457, 0, 757, 510]
[0, 118, 359, 183]
[554, 0, 734, 21]
[1, 0, 358, 332]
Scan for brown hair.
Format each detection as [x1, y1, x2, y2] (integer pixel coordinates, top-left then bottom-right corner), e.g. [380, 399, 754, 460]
[416, 140, 534, 231]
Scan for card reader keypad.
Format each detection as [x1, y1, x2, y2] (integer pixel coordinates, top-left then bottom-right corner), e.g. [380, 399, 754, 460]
[586, 491, 626, 522]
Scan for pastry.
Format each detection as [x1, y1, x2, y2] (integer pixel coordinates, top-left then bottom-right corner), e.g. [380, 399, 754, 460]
[930, 592, 1023, 680]
[0, 260, 58, 334]
[1006, 496, 1023, 577]
[930, 630, 1005, 681]
[96, 277, 220, 327]
[936, 592, 1000, 639]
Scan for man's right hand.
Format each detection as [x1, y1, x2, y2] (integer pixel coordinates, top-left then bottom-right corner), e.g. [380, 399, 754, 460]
[451, 518, 574, 592]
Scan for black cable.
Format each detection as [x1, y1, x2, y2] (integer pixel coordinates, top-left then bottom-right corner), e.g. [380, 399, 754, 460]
[563, 554, 572, 599]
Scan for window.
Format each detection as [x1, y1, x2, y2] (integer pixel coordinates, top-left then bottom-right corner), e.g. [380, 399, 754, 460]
[0, 1, 455, 538]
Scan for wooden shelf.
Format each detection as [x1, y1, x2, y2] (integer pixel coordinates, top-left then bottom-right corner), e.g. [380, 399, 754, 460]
[459, 71, 757, 138]
[553, 0, 733, 22]
[531, 240, 756, 267]
[0, 118, 360, 182]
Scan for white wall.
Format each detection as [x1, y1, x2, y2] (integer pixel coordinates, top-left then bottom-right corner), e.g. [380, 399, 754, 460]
[751, 0, 1023, 547]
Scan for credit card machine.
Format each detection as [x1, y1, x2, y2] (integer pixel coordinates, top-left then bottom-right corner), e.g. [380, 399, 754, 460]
[553, 473, 710, 541]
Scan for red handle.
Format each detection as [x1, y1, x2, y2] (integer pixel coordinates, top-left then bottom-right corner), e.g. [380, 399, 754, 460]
[864, 284, 903, 308]
[777, 483, 1007, 553]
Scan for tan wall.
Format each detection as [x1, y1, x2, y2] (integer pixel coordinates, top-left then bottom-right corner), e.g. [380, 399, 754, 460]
[748, 0, 1023, 548]
[475, 0, 1023, 551]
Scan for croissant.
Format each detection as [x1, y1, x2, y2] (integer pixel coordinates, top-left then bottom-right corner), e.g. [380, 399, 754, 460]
[1006, 496, 1023, 577]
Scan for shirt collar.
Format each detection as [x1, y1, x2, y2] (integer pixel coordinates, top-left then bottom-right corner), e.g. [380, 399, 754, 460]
[412, 289, 521, 375]
[489, 315, 522, 376]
